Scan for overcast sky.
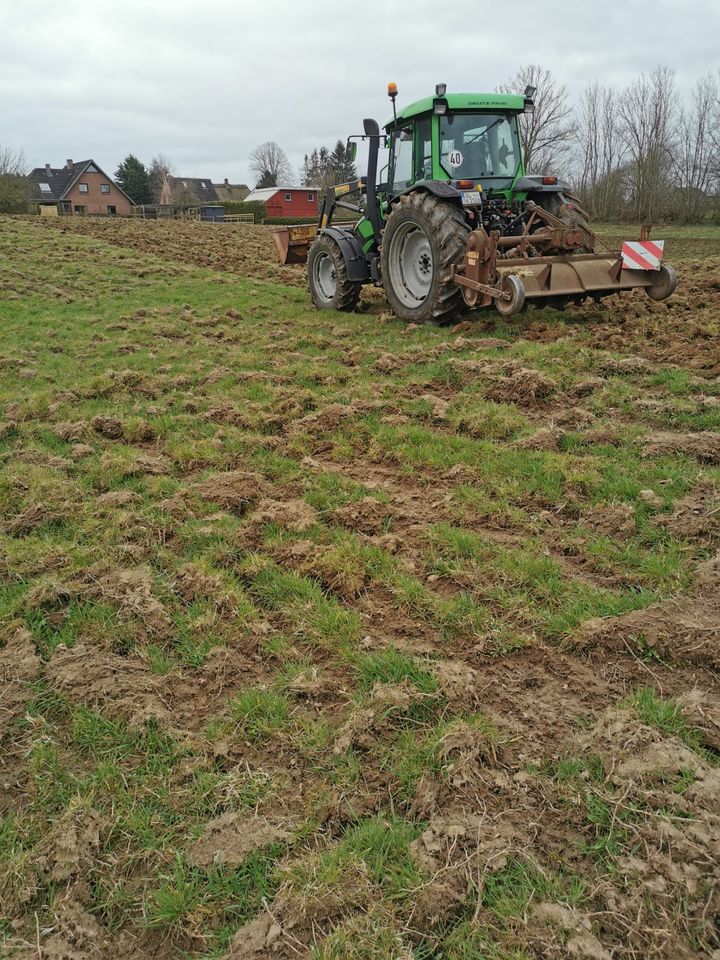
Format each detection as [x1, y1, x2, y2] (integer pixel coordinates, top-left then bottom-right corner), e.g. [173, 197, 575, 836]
[1, 0, 716, 187]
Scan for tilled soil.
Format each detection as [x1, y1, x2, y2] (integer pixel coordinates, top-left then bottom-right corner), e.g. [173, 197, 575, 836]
[1, 215, 719, 960]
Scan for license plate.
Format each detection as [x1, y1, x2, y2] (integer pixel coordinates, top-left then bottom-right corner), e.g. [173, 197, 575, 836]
[460, 190, 482, 207]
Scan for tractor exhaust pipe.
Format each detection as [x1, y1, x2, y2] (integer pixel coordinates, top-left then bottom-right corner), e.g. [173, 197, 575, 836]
[363, 118, 383, 245]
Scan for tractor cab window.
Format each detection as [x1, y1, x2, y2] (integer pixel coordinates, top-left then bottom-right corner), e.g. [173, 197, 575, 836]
[390, 126, 414, 193]
[439, 112, 520, 181]
[390, 115, 433, 193]
[414, 116, 432, 181]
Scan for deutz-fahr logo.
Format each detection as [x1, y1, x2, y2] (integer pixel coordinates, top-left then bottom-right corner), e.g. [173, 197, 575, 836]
[467, 99, 506, 106]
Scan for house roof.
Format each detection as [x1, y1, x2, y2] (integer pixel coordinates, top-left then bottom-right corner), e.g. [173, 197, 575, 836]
[26, 160, 135, 204]
[246, 186, 319, 202]
[213, 182, 250, 202]
[168, 176, 219, 203]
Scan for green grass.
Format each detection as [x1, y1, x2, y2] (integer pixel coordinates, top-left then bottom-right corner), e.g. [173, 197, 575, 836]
[1, 216, 717, 959]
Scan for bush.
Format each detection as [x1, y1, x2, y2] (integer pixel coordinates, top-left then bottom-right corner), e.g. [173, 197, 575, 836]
[261, 216, 318, 225]
[223, 200, 267, 220]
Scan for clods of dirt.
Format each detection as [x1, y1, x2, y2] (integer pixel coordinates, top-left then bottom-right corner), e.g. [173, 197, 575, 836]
[574, 551, 720, 668]
[485, 367, 557, 405]
[642, 430, 720, 464]
[331, 497, 389, 535]
[188, 813, 291, 868]
[652, 481, 720, 542]
[193, 470, 266, 513]
[47, 643, 170, 726]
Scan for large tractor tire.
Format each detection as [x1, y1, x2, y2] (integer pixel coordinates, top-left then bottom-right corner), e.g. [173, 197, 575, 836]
[381, 191, 470, 324]
[308, 234, 362, 312]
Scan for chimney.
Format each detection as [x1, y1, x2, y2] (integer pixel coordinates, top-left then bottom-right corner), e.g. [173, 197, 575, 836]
[45, 163, 52, 176]
[66, 159, 73, 169]
[224, 178, 229, 186]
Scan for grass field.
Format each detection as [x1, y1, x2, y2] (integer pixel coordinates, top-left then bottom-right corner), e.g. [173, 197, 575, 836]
[1, 215, 719, 960]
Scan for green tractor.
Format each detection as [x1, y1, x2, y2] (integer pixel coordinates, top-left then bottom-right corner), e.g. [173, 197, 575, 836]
[272, 83, 676, 322]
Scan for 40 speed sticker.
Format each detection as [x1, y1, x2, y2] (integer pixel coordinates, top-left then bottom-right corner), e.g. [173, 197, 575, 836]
[447, 150, 464, 168]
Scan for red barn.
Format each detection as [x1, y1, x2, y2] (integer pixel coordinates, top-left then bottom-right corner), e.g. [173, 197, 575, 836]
[246, 186, 320, 219]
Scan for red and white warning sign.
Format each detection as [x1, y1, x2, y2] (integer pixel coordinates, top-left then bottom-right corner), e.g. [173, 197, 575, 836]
[621, 240, 665, 270]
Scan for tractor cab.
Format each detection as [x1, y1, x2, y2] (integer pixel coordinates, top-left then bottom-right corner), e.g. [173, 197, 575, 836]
[384, 86, 531, 198]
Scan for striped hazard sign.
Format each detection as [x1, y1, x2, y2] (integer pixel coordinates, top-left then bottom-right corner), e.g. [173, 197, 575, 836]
[621, 239, 665, 270]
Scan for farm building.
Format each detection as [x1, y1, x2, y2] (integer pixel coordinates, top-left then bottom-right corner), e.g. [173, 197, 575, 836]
[26, 159, 134, 216]
[245, 186, 320, 218]
[213, 178, 250, 202]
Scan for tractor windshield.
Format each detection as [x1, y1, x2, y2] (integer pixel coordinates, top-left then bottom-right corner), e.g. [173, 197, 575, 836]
[439, 112, 521, 183]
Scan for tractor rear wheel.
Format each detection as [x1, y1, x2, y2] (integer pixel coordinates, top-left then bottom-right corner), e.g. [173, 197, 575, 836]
[308, 234, 362, 312]
[381, 191, 470, 324]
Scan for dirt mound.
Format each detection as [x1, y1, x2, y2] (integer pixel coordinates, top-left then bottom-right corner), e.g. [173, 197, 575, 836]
[332, 496, 389, 534]
[439, 721, 500, 787]
[642, 430, 720, 464]
[0, 626, 42, 736]
[334, 681, 430, 753]
[47, 643, 169, 726]
[485, 367, 557, 405]
[574, 551, 720, 668]
[580, 708, 706, 781]
[40, 804, 105, 883]
[193, 469, 266, 513]
[513, 427, 563, 451]
[581, 502, 635, 536]
[174, 562, 226, 604]
[409, 814, 513, 924]
[431, 659, 482, 706]
[250, 498, 318, 532]
[91, 414, 124, 439]
[82, 566, 172, 639]
[652, 481, 720, 542]
[532, 902, 611, 960]
[188, 813, 291, 868]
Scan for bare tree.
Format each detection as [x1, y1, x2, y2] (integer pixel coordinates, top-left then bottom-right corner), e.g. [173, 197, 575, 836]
[576, 83, 628, 220]
[148, 154, 173, 204]
[618, 67, 676, 221]
[672, 74, 720, 221]
[249, 142, 292, 188]
[0, 145, 28, 213]
[499, 65, 575, 174]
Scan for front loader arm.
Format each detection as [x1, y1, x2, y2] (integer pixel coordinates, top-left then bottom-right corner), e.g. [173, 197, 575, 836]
[319, 179, 366, 229]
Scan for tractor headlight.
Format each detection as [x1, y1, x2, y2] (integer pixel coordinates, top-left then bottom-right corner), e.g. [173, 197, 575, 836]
[433, 98, 448, 115]
[435, 82, 447, 97]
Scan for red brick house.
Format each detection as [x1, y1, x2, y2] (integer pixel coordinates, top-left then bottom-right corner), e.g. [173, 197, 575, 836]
[27, 159, 134, 216]
[245, 186, 319, 218]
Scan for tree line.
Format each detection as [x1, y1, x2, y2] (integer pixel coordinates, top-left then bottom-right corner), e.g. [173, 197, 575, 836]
[2, 64, 719, 220]
[503, 64, 720, 222]
[247, 139, 357, 190]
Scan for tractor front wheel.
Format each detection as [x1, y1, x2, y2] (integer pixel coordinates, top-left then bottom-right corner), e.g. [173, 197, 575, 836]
[381, 191, 470, 324]
[307, 235, 362, 312]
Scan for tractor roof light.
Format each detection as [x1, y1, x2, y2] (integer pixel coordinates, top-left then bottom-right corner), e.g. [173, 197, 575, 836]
[433, 99, 447, 115]
[387, 82, 398, 99]
[524, 84, 536, 98]
[435, 82, 447, 97]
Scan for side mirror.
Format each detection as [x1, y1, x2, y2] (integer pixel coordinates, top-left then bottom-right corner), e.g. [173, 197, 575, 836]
[346, 141, 357, 163]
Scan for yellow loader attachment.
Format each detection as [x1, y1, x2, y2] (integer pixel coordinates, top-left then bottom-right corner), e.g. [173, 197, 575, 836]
[272, 224, 318, 265]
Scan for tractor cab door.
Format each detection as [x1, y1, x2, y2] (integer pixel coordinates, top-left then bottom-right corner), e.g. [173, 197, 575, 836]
[388, 115, 432, 195]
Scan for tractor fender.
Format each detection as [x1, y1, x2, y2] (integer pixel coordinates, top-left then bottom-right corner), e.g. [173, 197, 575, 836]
[320, 226, 370, 282]
[392, 180, 460, 203]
